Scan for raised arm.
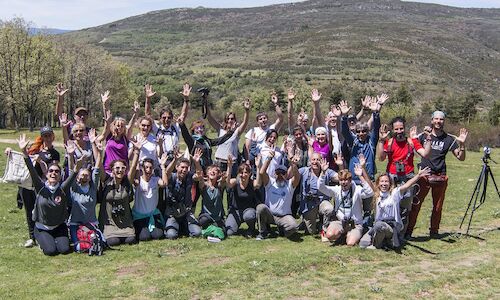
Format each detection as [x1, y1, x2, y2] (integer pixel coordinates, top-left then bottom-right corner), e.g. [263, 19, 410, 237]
[270, 91, 283, 130]
[287, 88, 296, 132]
[96, 110, 112, 143]
[158, 153, 169, 187]
[259, 150, 274, 187]
[400, 167, 430, 195]
[179, 121, 195, 152]
[339, 100, 354, 146]
[206, 100, 222, 132]
[311, 89, 324, 128]
[144, 84, 156, 118]
[191, 148, 205, 189]
[59, 113, 71, 145]
[289, 154, 301, 188]
[165, 149, 182, 178]
[178, 83, 192, 124]
[126, 101, 140, 140]
[225, 155, 237, 188]
[411, 126, 431, 158]
[377, 124, 390, 161]
[236, 98, 251, 136]
[128, 135, 145, 182]
[55, 83, 68, 119]
[100, 91, 110, 125]
[17, 134, 43, 191]
[452, 128, 468, 161]
[356, 96, 371, 121]
[353, 161, 374, 198]
[317, 158, 336, 197]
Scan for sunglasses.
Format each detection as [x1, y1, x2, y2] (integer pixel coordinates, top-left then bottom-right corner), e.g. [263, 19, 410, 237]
[141, 123, 151, 127]
[356, 129, 368, 133]
[276, 170, 287, 175]
[48, 168, 60, 174]
[73, 129, 84, 132]
[195, 126, 205, 130]
[227, 117, 235, 121]
[113, 166, 126, 170]
[162, 116, 173, 120]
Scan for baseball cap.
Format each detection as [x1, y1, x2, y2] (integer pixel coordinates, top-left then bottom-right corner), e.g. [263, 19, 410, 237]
[40, 125, 53, 136]
[74, 107, 88, 115]
[275, 165, 287, 173]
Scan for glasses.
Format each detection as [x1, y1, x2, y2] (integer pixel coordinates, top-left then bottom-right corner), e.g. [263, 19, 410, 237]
[162, 116, 173, 120]
[141, 124, 151, 127]
[48, 169, 60, 174]
[195, 126, 205, 131]
[73, 129, 84, 132]
[227, 117, 235, 121]
[356, 129, 368, 133]
[276, 170, 287, 175]
[113, 166, 126, 170]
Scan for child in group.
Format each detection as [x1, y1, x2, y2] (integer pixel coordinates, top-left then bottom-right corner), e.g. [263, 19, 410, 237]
[359, 166, 431, 249]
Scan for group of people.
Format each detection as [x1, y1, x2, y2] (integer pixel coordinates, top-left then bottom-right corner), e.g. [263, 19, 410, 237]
[5, 82, 469, 256]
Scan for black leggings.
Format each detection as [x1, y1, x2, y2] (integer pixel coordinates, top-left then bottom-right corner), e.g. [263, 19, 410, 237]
[133, 216, 164, 241]
[34, 224, 70, 256]
[19, 187, 36, 240]
[107, 236, 137, 246]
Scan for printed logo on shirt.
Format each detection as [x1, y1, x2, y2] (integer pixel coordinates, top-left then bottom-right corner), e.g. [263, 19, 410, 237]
[431, 140, 445, 151]
[54, 196, 62, 204]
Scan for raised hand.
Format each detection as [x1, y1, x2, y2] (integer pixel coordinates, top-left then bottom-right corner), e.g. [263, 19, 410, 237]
[361, 95, 372, 109]
[339, 100, 351, 115]
[75, 155, 86, 170]
[95, 140, 104, 151]
[243, 98, 251, 110]
[268, 150, 276, 159]
[369, 97, 381, 112]
[227, 154, 234, 166]
[379, 124, 390, 140]
[291, 153, 301, 165]
[354, 164, 363, 177]
[270, 91, 279, 105]
[311, 89, 322, 102]
[101, 90, 110, 106]
[377, 93, 389, 105]
[56, 83, 68, 98]
[159, 153, 169, 167]
[59, 113, 69, 127]
[65, 142, 76, 156]
[287, 88, 296, 101]
[456, 128, 468, 144]
[409, 126, 418, 139]
[357, 153, 366, 167]
[173, 147, 183, 160]
[330, 104, 342, 117]
[17, 134, 30, 152]
[156, 133, 165, 145]
[131, 134, 146, 150]
[133, 101, 140, 113]
[88, 128, 97, 144]
[144, 84, 156, 98]
[255, 154, 262, 167]
[192, 147, 203, 162]
[423, 125, 432, 137]
[180, 83, 192, 99]
[334, 153, 344, 166]
[320, 157, 329, 172]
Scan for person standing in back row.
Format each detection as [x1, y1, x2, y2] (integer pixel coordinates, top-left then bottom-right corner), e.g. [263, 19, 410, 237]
[406, 111, 468, 238]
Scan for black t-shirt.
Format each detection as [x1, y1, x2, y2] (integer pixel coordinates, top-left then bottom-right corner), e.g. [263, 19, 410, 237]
[34, 147, 61, 177]
[418, 132, 458, 174]
[230, 179, 257, 212]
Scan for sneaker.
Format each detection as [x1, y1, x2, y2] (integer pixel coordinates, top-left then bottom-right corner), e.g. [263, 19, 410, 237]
[24, 239, 36, 248]
[320, 230, 330, 243]
[366, 245, 377, 250]
[256, 232, 268, 241]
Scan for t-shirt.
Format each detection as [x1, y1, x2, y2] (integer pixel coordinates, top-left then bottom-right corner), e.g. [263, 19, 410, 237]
[384, 138, 423, 175]
[133, 176, 160, 215]
[245, 124, 277, 145]
[153, 122, 181, 154]
[215, 129, 240, 160]
[298, 167, 337, 214]
[69, 168, 99, 225]
[264, 178, 294, 216]
[131, 133, 159, 169]
[312, 141, 334, 168]
[418, 132, 458, 174]
[104, 135, 129, 174]
[34, 147, 60, 177]
[201, 186, 224, 222]
[257, 143, 284, 178]
[375, 188, 404, 231]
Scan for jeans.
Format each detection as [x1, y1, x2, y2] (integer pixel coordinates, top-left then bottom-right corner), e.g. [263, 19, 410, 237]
[34, 224, 70, 256]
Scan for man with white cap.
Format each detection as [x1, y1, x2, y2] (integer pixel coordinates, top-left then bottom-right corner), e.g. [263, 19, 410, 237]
[406, 110, 468, 238]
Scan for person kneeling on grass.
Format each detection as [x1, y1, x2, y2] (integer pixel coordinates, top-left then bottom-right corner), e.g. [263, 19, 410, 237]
[131, 155, 169, 242]
[359, 166, 431, 250]
[18, 134, 82, 256]
[192, 149, 227, 237]
[318, 155, 374, 246]
[163, 150, 201, 239]
[256, 150, 301, 240]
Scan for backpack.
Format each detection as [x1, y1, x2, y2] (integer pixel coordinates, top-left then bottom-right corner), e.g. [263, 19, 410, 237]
[76, 223, 105, 256]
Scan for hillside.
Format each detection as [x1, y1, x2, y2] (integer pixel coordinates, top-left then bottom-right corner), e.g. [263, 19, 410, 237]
[60, 0, 500, 109]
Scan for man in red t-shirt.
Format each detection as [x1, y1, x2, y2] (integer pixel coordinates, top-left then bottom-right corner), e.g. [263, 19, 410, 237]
[377, 116, 431, 236]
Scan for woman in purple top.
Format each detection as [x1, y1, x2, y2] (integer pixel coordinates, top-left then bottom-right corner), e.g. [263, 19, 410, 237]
[309, 127, 335, 169]
[97, 94, 139, 174]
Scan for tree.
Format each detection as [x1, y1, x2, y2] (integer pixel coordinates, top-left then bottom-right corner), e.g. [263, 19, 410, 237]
[394, 84, 412, 106]
[488, 100, 500, 126]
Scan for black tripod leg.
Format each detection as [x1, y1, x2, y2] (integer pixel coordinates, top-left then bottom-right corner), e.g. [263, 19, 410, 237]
[460, 164, 485, 229]
[487, 167, 500, 199]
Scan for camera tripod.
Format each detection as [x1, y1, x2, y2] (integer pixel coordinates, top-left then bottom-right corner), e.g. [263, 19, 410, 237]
[459, 154, 500, 235]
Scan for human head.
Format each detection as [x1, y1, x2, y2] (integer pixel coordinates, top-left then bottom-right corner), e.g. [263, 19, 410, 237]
[315, 127, 328, 145]
[275, 164, 287, 181]
[175, 158, 190, 180]
[141, 158, 155, 177]
[237, 163, 252, 182]
[74, 107, 89, 124]
[338, 169, 352, 191]
[45, 163, 62, 185]
[292, 126, 305, 142]
[310, 152, 322, 171]
[138, 116, 153, 136]
[110, 160, 127, 180]
[77, 167, 91, 185]
[256, 112, 268, 128]
[206, 164, 221, 181]
[111, 117, 126, 137]
[71, 122, 86, 141]
[40, 126, 55, 146]
[348, 115, 357, 131]
[376, 173, 394, 193]
[191, 120, 205, 136]
[431, 110, 445, 131]
[160, 108, 174, 127]
[297, 111, 309, 128]
[224, 112, 237, 130]
[327, 111, 337, 127]
[355, 122, 369, 142]
[265, 129, 278, 146]
[390, 116, 406, 141]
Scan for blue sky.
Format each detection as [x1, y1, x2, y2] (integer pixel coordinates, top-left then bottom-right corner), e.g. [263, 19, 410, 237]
[1, 0, 499, 30]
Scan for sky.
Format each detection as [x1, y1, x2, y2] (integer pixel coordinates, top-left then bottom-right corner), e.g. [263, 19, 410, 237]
[1, 0, 499, 30]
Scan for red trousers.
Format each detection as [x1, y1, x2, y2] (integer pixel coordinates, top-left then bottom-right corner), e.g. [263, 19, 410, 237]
[407, 176, 448, 235]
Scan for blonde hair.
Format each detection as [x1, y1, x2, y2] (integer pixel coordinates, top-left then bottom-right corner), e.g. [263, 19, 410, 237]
[371, 173, 395, 209]
[111, 117, 126, 137]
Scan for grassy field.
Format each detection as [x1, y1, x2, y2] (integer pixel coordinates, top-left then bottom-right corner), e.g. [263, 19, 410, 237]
[0, 135, 499, 299]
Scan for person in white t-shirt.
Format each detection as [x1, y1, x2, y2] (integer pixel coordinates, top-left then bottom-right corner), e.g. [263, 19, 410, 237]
[130, 116, 161, 172]
[206, 98, 250, 176]
[255, 150, 300, 240]
[359, 166, 431, 249]
[244, 91, 283, 160]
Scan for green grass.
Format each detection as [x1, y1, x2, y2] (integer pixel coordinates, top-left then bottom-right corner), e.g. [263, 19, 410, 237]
[0, 138, 499, 299]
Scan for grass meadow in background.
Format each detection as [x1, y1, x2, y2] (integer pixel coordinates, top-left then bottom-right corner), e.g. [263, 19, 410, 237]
[0, 129, 498, 299]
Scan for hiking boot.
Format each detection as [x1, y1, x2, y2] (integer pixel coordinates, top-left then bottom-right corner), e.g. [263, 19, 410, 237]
[24, 239, 36, 248]
[256, 232, 268, 241]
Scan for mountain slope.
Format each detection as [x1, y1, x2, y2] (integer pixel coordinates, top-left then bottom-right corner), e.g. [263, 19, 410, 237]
[62, 0, 500, 104]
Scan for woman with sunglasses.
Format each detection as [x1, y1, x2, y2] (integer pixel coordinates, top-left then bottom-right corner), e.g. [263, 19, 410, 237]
[17, 134, 82, 256]
[207, 98, 250, 176]
[359, 167, 431, 249]
[5, 125, 60, 248]
[97, 94, 139, 174]
[98, 135, 144, 246]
